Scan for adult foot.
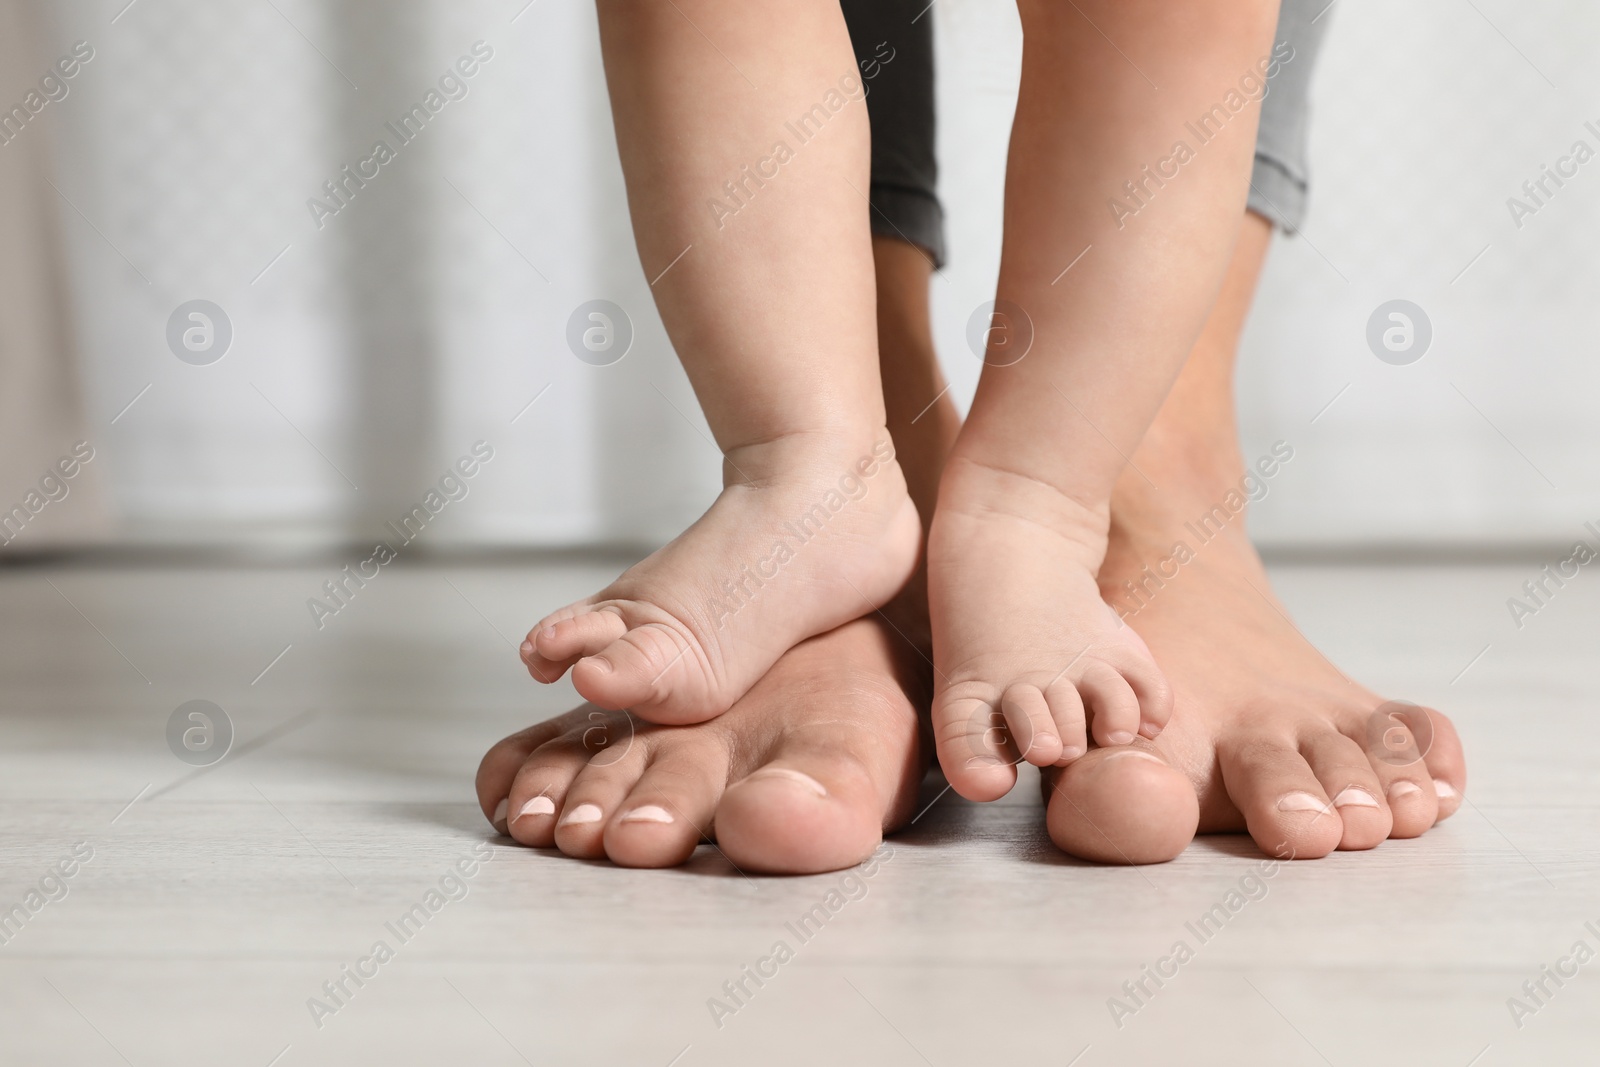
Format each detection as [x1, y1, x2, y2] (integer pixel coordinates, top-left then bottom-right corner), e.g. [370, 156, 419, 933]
[483, 615, 928, 872]
[520, 432, 921, 725]
[1043, 454, 1467, 864]
[927, 455, 1173, 802]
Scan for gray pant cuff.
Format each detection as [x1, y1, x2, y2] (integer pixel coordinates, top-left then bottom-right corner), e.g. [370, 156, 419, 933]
[1247, 153, 1310, 234]
[868, 184, 947, 270]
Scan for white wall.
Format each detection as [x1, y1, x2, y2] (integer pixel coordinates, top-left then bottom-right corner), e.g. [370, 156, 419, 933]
[30, 0, 1600, 550]
[933, 0, 1600, 548]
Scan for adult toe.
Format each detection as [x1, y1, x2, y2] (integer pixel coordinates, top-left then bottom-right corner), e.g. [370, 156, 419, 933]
[1216, 734, 1343, 860]
[1044, 747, 1198, 864]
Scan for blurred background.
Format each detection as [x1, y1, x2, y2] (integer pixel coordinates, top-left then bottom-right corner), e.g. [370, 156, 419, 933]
[2, 0, 1595, 557]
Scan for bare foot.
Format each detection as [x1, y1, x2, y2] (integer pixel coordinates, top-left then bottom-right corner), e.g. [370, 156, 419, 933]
[484, 615, 927, 873]
[520, 433, 921, 725]
[927, 455, 1173, 802]
[1043, 470, 1468, 864]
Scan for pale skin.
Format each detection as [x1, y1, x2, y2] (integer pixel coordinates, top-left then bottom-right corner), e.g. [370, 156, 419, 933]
[521, 0, 922, 726]
[490, 0, 1469, 867]
[520, 0, 1292, 800]
[479, 230, 1468, 871]
[927, 0, 1285, 800]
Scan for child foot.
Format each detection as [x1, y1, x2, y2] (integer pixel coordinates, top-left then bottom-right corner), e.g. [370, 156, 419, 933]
[927, 455, 1173, 801]
[521, 432, 921, 724]
[485, 615, 928, 872]
[1042, 482, 1467, 864]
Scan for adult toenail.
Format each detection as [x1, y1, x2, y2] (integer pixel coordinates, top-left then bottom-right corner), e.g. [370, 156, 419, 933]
[1106, 730, 1136, 745]
[1434, 779, 1458, 799]
[620, 805, 673, 824]
[1332, 787, 1379, 809]
[1276, 792, 1332, 816]
[1104, 749, 1163, 766]
[1388, 781, 1423, 801]
[514, 796, 555, 822]
[745, 768, 828, 797]
[492, 798, 509, 830]
[560, 803, 603, 826]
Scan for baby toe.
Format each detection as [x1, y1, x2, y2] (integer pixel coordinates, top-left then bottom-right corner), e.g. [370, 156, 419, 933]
[1045, 677, 1087, 763]
[932, 688, 1020, 802]
[572, 622, 714, 724]
[534, 608, 627, 665]
[1079, 662, 1140, 747]
[1001, 684, 1062, 767]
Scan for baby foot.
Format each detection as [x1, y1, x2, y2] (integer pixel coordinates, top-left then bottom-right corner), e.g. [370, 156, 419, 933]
[926, 456, 1173, 801]
[484, 615, 929, 872]
[1042, 483, 1467, 864]
[521, 433, 921, 724]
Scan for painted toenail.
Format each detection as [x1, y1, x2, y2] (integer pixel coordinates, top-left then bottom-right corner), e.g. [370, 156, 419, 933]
[492, 798, 508, 830]
[1332, 787, 1379, 809]
[1388, 781, 1423, 801]
[1276, 792, 1331, 816]
[745, 767, 828, 797]
[1106, 730, 1136, 745]
[560, 803, 603, 826]
[620, 805, 673, 824]
[1433, 779, 1458, 799]
[514, 796, 555, 822]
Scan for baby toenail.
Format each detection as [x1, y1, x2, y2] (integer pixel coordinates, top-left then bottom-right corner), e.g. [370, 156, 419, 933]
[1332, 787, 1379, 809]
[560, 803, 603, 826]
[1276, 792, 1331, 816]
[492, 798, 508, 830]
[620, 805, 673, 824]
[1433, 779, 1458, 799]
[514, 796, 555, 822]
[520, 639, 534, 655]
[1388, 781, 1423, 801]
[1058, 745, 1086, 761]
[1106, 730, 1136, 745]
[586, 656, 613, 674]
[539, 626, 556, 640]
[745, 767, 828, 797]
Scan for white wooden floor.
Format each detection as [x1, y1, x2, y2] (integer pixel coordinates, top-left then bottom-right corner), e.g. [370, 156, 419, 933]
[1, 557, 1595, 1066]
